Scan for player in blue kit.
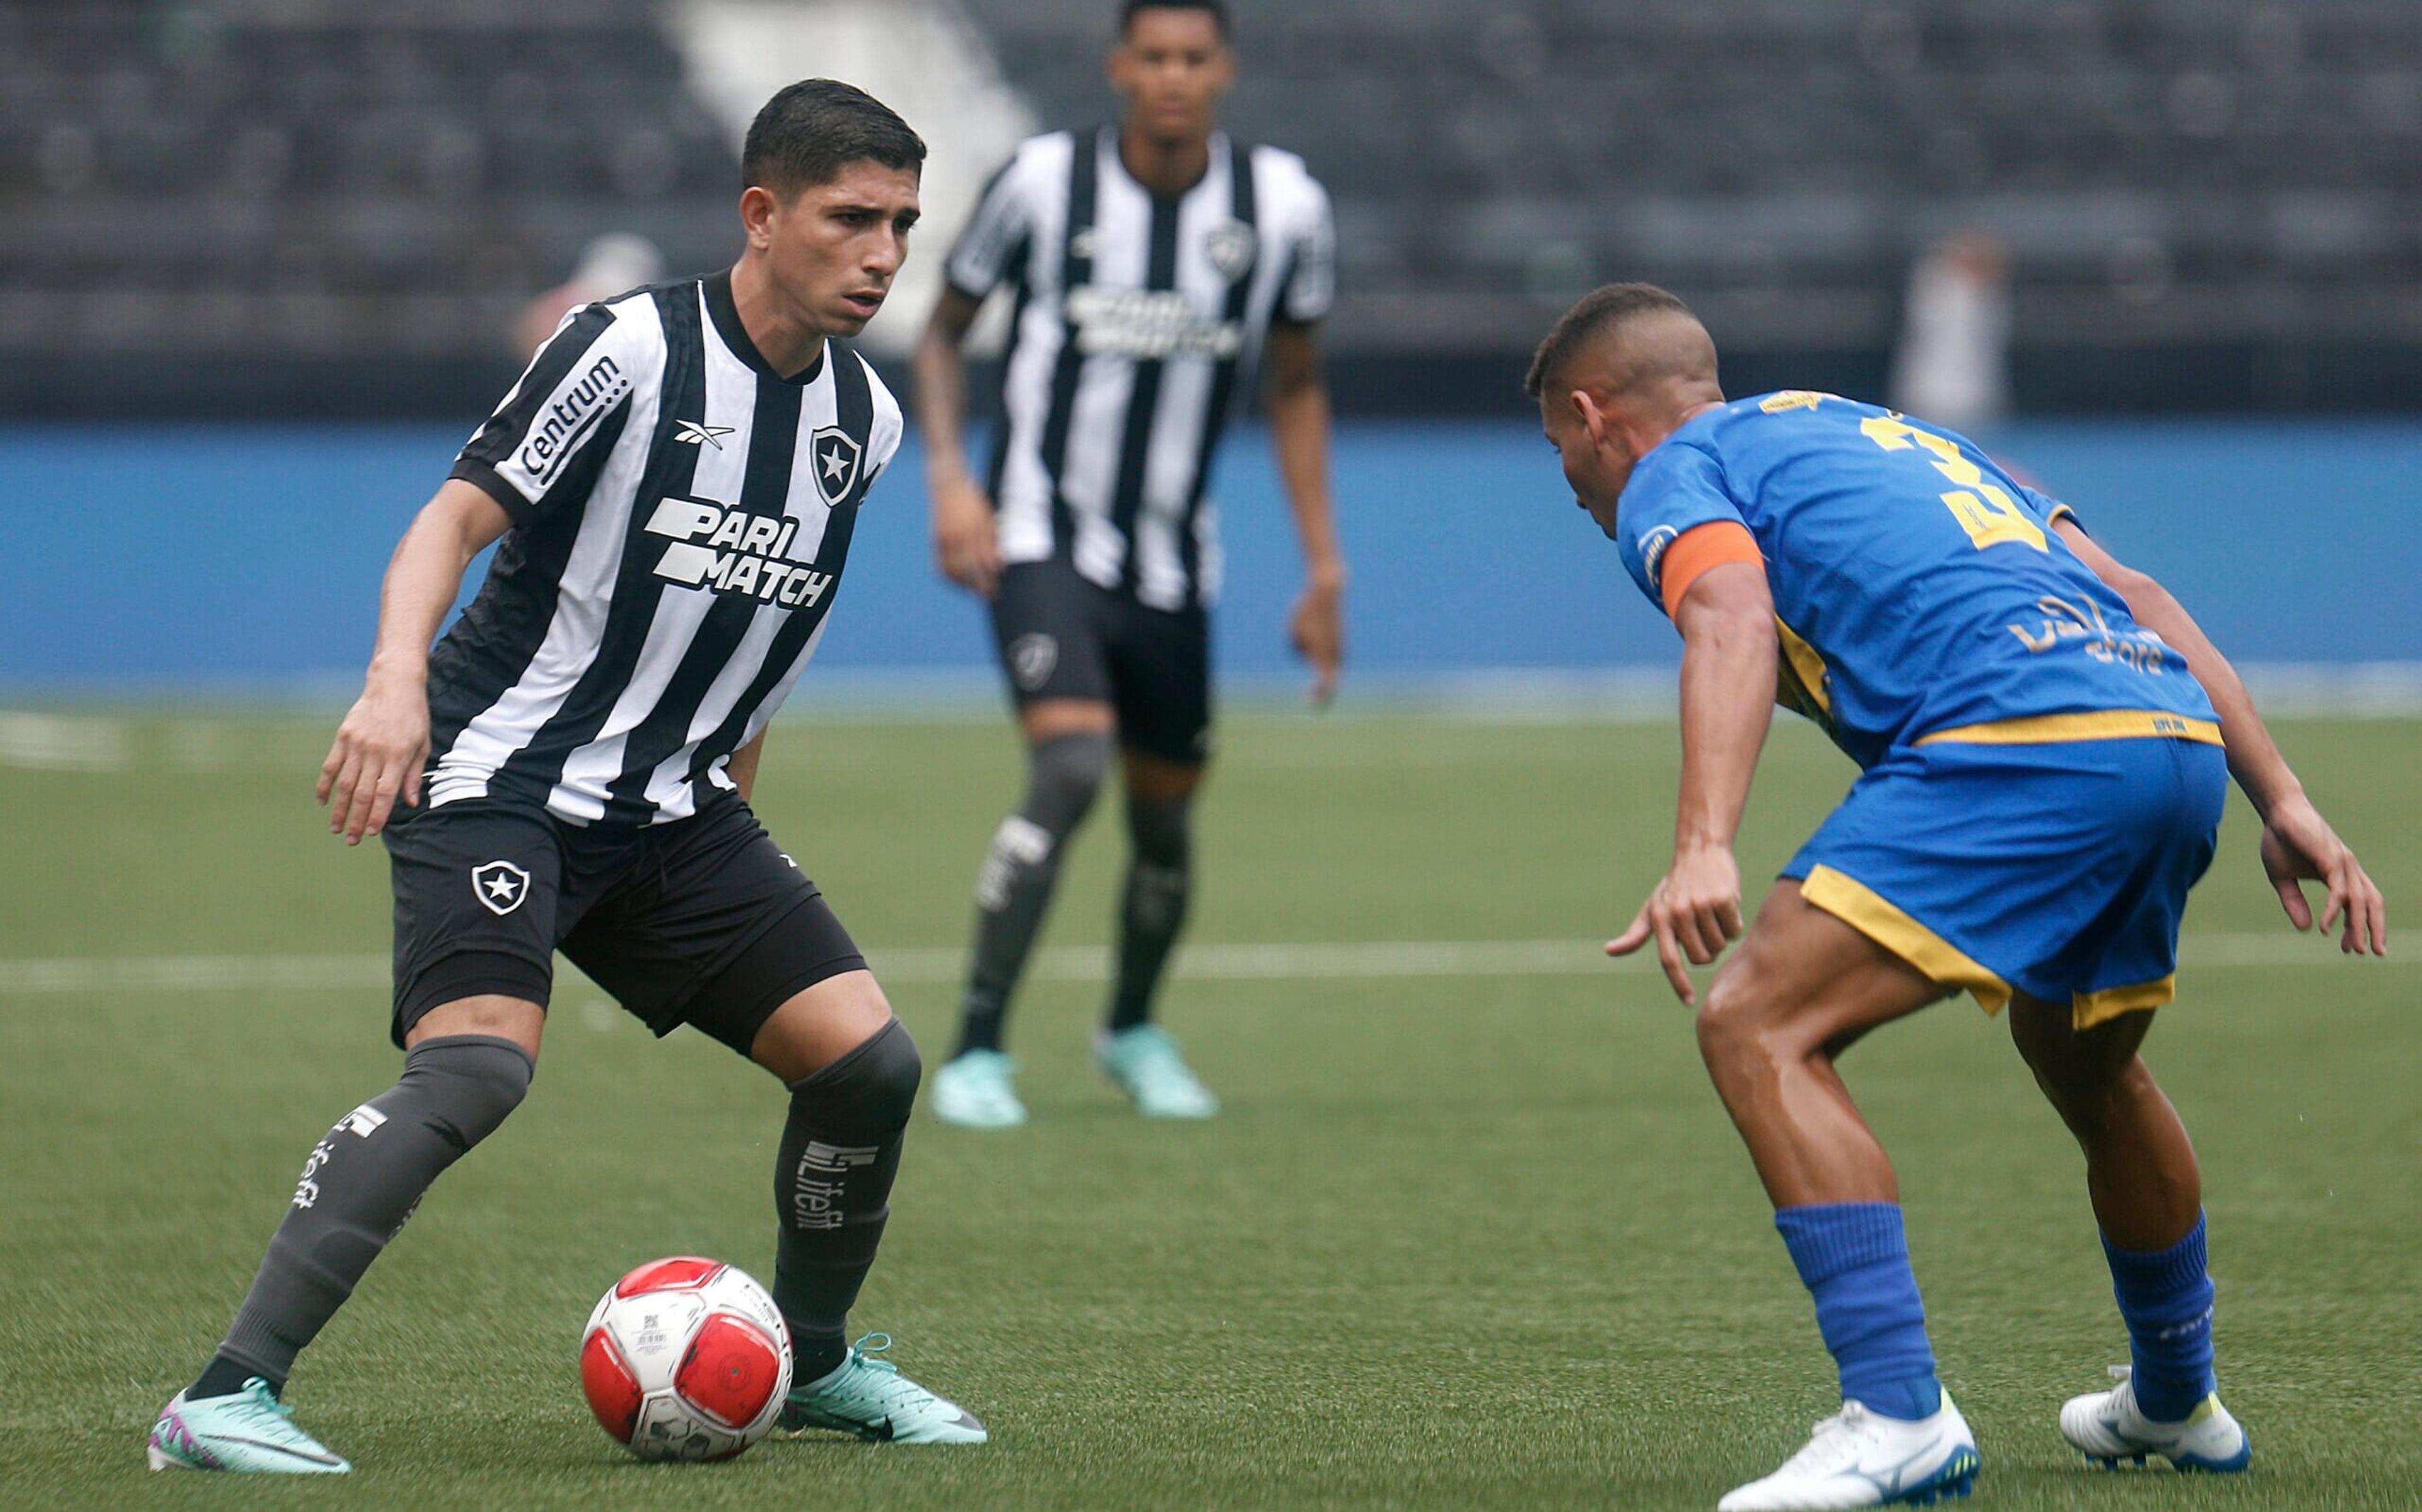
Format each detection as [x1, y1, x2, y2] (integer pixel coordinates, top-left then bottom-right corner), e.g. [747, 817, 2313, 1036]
[1529, 285, 2386, 1511]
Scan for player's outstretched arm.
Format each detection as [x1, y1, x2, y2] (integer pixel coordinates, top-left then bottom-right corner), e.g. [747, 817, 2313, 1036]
[2054, 516, 2385, 954]
[318, 479, 513, 846]
[1264, 321, 1347, 706]
[915, 286, 1001, 597]
[1609, 561, 1778, 1001]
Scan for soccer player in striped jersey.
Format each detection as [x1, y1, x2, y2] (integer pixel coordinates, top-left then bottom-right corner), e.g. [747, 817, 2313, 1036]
[1531, 284, 2384, 1509]
[915, 0, 1347, 1127]
[148, 83, 985, 1475]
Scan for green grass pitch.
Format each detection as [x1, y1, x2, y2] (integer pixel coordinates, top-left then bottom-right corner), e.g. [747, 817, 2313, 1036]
[2, 710, 2415, 1510]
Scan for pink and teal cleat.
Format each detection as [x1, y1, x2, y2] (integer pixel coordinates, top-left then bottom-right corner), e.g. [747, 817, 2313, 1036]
[148, 1380, 350, 1474]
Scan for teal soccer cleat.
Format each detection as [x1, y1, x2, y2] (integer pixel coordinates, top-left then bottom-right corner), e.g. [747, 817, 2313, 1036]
[147, 1380, 350, 1474]
[930, 1049, 1028, 1129]
[779, 1335, 986, 1445]
[2061, 1365, 2250, 1473]
[1096, 1025, 1219, 1119]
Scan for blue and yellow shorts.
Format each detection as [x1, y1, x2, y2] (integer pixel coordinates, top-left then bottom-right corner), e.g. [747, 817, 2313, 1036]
[1782, 717, 2229, 1030]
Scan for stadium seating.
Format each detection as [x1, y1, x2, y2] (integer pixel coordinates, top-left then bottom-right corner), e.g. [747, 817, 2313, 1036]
[2, 0, 2416, 410]
[983, 0, 2422, 361]
[0, 1, 734, 364]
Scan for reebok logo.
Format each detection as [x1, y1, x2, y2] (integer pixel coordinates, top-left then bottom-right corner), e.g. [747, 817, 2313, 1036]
[672, 419, 735, 450]
[646, 496, 834, 608]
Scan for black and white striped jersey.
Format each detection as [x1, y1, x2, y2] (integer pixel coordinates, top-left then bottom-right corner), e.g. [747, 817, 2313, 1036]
[429, 269, 901, 827]
[945, 128, 1334, 612]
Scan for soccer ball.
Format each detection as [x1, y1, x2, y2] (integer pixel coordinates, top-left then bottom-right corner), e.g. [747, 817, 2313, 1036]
[579, 1257, 793, 1462]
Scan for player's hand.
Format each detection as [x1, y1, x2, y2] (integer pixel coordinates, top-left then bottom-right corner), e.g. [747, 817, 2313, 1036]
[931, 476, 1002, 598]
[1608, 844, 1745, 1003]
[2259, 792, 2385, 955]
[317, 677, 430, 847]
[1289, 573, 1345, 707]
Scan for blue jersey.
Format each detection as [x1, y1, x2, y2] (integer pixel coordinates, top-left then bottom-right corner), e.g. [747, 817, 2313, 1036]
[1615, 391, 2218, 771]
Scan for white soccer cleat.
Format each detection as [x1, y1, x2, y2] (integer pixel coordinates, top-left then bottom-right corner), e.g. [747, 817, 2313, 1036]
[2059, 1365, 2250, 1472]
[1718, 1393, 1979, 1510]
[929, 1050, 1027, 1129]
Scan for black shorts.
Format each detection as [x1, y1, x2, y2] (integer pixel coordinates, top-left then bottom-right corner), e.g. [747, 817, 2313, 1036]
[989, 557, 1212, 764]
[380, 791, 866, 1055]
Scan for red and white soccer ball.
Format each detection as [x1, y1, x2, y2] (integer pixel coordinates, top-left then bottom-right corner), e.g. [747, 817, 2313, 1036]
[580, 1257, 793, 1462]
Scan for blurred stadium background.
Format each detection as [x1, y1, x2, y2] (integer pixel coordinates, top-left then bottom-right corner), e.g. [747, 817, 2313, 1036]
[1, 0, 2416, 706]
[8, 6, 2422, 1508]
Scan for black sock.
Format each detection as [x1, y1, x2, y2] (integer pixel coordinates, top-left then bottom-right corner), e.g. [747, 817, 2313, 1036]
[189, 1354, 264, 1402]
[192, 1035, 532, 1400]
[954, 732, 1109, 1057]
[773, 1020, 921, 1385]
[1107, 792, 1193, 1035]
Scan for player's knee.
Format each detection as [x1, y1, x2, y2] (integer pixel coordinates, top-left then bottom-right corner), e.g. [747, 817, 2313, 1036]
[858, 1018, 923, 1120]
[2041, 1049, 2155, 1138]
[980, 733, 1112, 911]
[1027, 730, 1113, 829]
[1694, 974, 1766, 1068]
[2013, 1004, 2144, 1117]
[793, 1017, 920, 1129]
[397, 1033, 535, 1150]
[1696, 963, 1813, 1074]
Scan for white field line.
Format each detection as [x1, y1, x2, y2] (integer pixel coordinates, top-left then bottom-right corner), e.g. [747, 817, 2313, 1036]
[0, 934, 2397, 996]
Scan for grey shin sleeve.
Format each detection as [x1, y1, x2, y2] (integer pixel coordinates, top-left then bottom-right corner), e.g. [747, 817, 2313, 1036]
[214, 1035, 533, 1385]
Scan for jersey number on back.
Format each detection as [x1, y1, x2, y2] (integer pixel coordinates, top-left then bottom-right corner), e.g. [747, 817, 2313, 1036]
[1859, 416, 2047, 554]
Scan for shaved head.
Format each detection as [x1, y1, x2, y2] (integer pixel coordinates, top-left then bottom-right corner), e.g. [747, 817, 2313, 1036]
[1531, 283, 1728, 540]
[1524, 282, 1719, 405]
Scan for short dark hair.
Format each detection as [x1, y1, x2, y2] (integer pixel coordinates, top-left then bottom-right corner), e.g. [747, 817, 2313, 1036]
[1523, 282, 1696, 398]
[1121, 0, 1230, 39]
[742, 79, 925, 198]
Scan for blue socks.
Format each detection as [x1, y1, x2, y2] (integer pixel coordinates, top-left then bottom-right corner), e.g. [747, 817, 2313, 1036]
[1773, 1204, 2217, 1424]
[2103, 1213, 2216, 1422]
[1776, 1202, 1943, 1421]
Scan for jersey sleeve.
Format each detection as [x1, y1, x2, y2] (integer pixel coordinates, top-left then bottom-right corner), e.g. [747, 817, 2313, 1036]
[1613, 440, 1751, 618]
[451, 302, 640, 524]
[944, 151, 1034, 302]
[1277, 173, 1336, 324]
[862, 364, 905, 496]
[2015, 482, 2081, 532]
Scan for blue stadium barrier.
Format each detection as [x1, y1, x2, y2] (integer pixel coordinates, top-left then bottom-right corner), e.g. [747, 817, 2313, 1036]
[2, 420, 2416, 697]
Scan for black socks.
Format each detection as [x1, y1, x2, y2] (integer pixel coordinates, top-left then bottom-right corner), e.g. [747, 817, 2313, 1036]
[771, 1019, 921, 1383]
[1107, 792, 1193, 1035]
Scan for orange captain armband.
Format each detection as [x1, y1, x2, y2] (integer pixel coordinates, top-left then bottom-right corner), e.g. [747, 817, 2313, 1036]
[1658, 521, 1764, 619]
